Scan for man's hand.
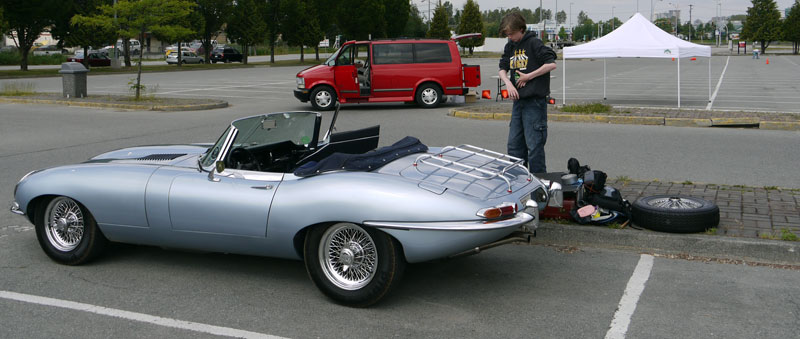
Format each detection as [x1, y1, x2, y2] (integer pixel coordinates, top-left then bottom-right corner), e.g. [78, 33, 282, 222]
[506, 82, 520, 100]
[515, 70, 529, 88]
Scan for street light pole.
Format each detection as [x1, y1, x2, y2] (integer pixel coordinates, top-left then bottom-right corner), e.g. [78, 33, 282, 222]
[612, 6, 615, 31]
[570, 2, 573, 40]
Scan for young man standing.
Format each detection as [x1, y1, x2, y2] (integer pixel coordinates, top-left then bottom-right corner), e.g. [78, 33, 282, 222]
[498, 12, 557, 173]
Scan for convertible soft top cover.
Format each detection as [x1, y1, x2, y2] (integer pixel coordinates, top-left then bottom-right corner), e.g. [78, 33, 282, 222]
[294, 136, 427, 177]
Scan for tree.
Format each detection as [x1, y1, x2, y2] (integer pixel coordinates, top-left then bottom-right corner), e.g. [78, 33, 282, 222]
[741, 0, 782, 53]
[73, 0, 195, 99]
[281, 0, 322, 62]
[264, 0, 281, 63]
[404, 4, 427, 37]
[194, 0, 232, 63]
[558, 26, 567, 40]
[384, 0, 410, 38]
[427, 3, 450, 39]
[1, 0, 58, 71]
[51, 0, 117, 69]
[443, 1, 454, 26]
[152, 7, 198, 67]
[654, 17, 673, 33]
[783, 0, 800, 54]
[309, 0, 340, 60]
[456, 0, 484, 55]
[226, 0, 267, 64]
[556, 10, 566, 25]
[337, 0, 385, 40]
[577, 11, 590, 25]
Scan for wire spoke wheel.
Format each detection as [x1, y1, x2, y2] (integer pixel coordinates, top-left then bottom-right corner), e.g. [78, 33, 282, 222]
[44, 197, 85, 252]
[646, 196, 703, 210]
[319, 223, 378, 290]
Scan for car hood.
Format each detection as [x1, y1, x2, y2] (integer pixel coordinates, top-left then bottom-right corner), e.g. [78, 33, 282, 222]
[86, 144, 212, 167]
[297, 64, 327, 77]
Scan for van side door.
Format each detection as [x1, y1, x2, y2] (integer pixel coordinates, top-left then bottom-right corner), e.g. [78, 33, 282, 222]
[333, 44, 360, 99]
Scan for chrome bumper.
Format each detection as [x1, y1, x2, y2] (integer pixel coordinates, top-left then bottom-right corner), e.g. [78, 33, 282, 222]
[10, 201, 24, 215]
[364, 210, 536, 231]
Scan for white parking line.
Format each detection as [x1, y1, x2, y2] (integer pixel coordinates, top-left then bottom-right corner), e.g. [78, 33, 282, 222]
[706, 55, 730, 110]
[605, 254, 654, 339]
[0, 290, 286, 339]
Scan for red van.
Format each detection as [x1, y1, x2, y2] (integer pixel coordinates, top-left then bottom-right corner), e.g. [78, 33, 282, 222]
[294, 39, 481, 110]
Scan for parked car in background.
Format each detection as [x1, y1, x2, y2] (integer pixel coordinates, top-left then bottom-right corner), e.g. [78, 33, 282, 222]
[210, 47, 243, 63]
[166, 51, 204, 64]
[67, 52, 111, 67]
[32, 45, 66, 56]
[102, 39, 141, 56]
[294, 39, 481, 110]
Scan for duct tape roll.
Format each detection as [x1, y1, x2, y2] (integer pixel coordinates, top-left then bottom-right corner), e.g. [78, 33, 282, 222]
[561, 173, 578, 185]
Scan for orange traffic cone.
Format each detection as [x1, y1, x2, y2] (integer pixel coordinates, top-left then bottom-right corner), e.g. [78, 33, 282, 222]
[481, 90, 491, 99]
[766, 58, 769, 65]
[690, 57, 696, 61]
[501, 89, 509, 99]
[672, 58, 675, 61]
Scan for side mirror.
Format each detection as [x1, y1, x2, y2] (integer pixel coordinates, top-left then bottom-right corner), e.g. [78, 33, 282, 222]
[208, 161, 225, 182]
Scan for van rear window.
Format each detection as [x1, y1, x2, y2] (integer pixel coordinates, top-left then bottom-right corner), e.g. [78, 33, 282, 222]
[373, 44, 413, 64]
[414, 43, 451, 63]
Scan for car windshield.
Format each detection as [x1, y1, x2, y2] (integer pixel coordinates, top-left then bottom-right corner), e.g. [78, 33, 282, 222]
[324, 46, 343, 66]
[201, 112, 320, 167]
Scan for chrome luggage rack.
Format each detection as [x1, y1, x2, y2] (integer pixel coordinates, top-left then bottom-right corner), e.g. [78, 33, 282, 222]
[413, 145, 533, 193]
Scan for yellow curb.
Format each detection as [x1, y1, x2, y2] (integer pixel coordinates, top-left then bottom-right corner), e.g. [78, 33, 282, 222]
[665, 118, 713, 127]
[0, 97, 227, 111]
[711, 117, 760, 126]
[605, 116, 665, 125]
[759, 121, 800, 131]
[493, 112, 511, 120]
[550, 114, 612, 123]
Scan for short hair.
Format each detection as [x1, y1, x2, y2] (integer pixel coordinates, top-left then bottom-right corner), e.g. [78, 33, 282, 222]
[500, 12, 526, 36]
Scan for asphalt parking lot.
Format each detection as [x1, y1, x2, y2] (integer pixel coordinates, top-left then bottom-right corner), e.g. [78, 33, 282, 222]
[1, 59, 799, 338]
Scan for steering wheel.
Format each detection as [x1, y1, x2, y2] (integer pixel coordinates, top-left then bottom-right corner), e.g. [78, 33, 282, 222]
[229, 147, 263, 171]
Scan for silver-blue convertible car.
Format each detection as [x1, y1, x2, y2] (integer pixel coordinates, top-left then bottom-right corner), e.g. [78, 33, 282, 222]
[11, 108, 562, 307]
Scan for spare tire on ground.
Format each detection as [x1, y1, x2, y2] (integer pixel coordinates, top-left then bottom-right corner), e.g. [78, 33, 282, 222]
[631, 195, 720, 233]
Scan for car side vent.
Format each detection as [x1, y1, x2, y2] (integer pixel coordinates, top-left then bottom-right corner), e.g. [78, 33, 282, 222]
[136, 153, 187, 161]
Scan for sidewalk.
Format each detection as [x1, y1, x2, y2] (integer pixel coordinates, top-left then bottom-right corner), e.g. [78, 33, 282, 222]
[450, 103, 800, 131]
[607, 179, 799, 239]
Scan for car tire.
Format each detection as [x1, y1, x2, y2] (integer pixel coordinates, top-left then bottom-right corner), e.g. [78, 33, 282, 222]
[631, 195, 720, 233]
[304, 223, 405, 307]
[415, 83, 443, 108]
[199, 59, 204, 64]
[310, 86, 337, 111]
[34, 196, 108, 265]
[212, 60, 217, 64]
[181, 60, 186, 64]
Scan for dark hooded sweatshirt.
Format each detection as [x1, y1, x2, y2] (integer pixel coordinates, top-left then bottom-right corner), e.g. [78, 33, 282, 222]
[499, 31, 557, 99]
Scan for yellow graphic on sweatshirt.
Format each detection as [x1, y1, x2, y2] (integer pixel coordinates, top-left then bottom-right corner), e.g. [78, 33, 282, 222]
[510, 49, 528, 69]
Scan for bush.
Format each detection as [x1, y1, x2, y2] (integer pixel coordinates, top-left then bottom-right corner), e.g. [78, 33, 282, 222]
[0, 52, 68, 65]
[559, 102, 613, 114]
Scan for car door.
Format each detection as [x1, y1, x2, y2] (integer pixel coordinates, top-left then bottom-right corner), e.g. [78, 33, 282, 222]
[167, 170, 281, 237]
[333, 44, 360, 100]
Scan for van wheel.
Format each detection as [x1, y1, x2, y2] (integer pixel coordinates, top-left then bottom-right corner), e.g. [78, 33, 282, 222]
[416, 84, 442, 108]
[310, 86, 337, 111]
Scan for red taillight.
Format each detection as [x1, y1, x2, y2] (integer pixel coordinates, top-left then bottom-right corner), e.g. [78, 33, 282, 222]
[477, 203, 517, 219]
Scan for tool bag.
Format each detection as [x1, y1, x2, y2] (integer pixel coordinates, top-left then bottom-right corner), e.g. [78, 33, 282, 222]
[566, 158, 631, 225]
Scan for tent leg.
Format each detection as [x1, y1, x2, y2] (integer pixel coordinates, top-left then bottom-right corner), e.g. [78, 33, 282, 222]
[603, 58, 607, 100]
[677, 56, 681, 108]
[562, 58, 566, 105]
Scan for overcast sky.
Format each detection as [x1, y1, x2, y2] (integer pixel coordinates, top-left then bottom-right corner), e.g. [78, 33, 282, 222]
[414, 0, 797, 24]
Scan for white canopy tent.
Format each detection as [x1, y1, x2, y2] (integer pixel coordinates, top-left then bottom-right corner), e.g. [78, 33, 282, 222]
[562, 13, 712, 107]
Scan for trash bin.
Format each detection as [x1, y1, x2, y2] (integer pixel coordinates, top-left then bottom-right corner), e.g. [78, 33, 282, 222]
[59, 62, 88, 98]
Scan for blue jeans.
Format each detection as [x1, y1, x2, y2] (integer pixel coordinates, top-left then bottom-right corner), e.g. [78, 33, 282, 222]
[508, 96, 548, 173]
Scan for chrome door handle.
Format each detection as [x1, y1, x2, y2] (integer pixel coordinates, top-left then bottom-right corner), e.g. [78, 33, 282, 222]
[251, 185, 274, 190]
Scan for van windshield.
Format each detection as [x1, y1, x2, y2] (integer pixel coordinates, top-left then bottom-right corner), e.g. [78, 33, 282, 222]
[324, 47, 340, 66]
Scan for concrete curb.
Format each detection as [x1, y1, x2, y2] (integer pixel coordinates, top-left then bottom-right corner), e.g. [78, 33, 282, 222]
[0, 97, 228, 111]
[532, 222, 799, 265]
[448, 109, 800, 131]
